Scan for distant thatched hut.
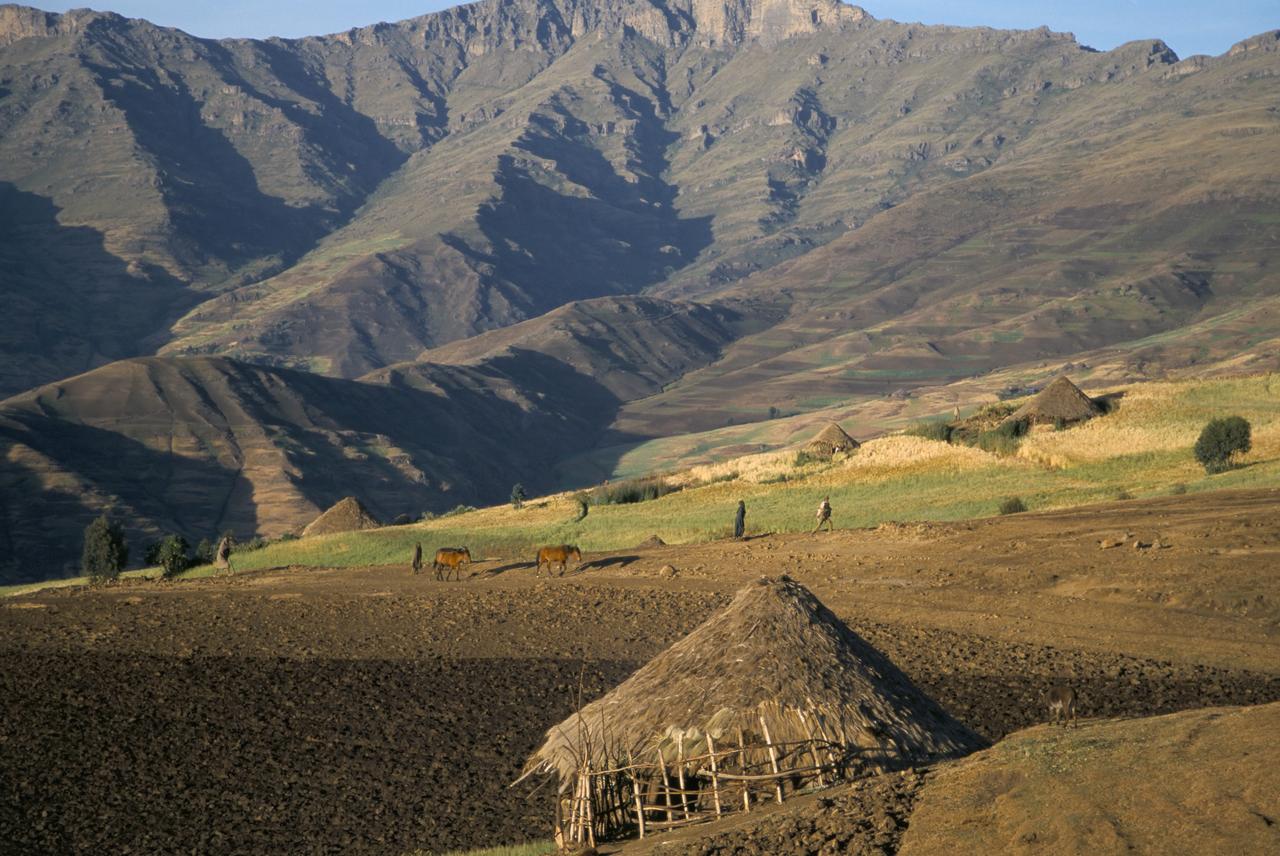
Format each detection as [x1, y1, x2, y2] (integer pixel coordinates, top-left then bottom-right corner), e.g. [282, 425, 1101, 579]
[1008, 376, 1101, 427]
[518, 577, 981, 847]
[805, 422, 859, 457]
[301, 496, 381, 538]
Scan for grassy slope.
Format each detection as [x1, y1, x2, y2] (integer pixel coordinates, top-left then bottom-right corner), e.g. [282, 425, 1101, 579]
[216, 374, 1280, 574]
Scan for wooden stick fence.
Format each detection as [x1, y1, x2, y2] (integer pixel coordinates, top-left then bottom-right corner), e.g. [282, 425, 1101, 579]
[555, 735, 846, 846]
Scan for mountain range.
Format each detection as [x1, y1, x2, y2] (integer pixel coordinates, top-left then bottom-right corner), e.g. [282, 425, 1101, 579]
[1, 0, 1277, 580]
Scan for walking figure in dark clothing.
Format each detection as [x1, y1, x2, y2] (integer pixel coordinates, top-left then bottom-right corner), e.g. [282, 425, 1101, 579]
[412, 542, 423, 574]
[814, 496, 833, 533]
[733, 500, 746, 539]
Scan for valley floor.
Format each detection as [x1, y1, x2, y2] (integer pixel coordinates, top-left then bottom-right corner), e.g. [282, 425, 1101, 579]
[2, 489, 1278, 853]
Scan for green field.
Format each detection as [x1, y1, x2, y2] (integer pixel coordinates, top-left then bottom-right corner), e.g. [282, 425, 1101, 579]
[204, 375, 1280, 575]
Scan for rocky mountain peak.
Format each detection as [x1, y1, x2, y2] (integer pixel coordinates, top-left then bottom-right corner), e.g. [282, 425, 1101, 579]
[0, 5, 123, 46]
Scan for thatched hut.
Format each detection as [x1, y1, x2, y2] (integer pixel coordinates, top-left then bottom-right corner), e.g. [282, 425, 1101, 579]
[1008, 376, 1101, 426]
[805, 422, 859, 457]
[518, 577, 981, 846]
[301, 496, 381, 538]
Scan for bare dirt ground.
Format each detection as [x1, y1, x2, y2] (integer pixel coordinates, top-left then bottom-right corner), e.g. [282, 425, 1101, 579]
[2, 489, 1278, 854]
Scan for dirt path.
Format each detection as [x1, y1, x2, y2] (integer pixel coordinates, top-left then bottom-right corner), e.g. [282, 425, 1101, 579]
[2, 490, 1277, 853]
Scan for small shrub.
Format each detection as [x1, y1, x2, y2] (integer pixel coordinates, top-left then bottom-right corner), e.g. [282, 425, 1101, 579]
[768, 406, 781, 419]
[240, 536, 270, 552]
[194, 538, 215, 565]
[1169, 482, 1188, 495]
[994, 417, 1029, 439]
[444, 505, 477, 517]
[1053, 416, 1067, 431]
[510, 483, 527, 510]
[1114, 489, 1133, 501]
[81, 514, 128, 584]
[155, 535, 190, 578]
[572, 493, 589, 522]
[1194, 415, 1252, 474]
[794, 450, 826, 467]
[276, 532, 299, 543]
[591, 477, 681, 506]
[905, 420, 953, 443]
[975, 431, 1020, 456]
[998, 496, 1027, 515]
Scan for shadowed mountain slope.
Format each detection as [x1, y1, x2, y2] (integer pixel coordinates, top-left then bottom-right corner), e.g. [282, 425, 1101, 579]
[0, 294, 737, 581]
[0, 355, 600, 581]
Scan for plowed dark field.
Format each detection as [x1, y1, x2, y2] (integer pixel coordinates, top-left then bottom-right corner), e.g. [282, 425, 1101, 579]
[3, 490, 1279, 854]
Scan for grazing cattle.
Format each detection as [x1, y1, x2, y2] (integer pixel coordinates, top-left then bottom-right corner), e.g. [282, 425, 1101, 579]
[536, 544, 582, 576]
[433, 547, 472, 581]
[1046, 685, 1078, 727]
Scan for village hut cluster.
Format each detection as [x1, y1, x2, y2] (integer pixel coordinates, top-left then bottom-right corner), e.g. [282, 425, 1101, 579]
[518, 577, 982, 848]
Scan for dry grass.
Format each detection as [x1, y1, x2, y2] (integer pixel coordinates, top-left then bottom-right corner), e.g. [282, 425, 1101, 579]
[1018, 376, 1280, 469]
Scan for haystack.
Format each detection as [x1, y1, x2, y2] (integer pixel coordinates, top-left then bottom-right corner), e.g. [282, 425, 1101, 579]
[301, 496, 380, 538]
[519, 577, 981, 846]
[1009, 376, 1101, 426]
[805, 422, 859, 457]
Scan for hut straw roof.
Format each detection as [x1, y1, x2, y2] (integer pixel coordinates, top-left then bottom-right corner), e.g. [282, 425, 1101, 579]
[1010, 376, 1101, 424]
[301, 496, 381, 538]
[807, 422, 859, 451]
[519, 577, 982, 784]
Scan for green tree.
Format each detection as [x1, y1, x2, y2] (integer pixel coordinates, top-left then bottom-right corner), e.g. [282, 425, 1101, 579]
[155, 535, 190, 579]
[81, 514, 128, 584]
[194, 538, 215, 565]
[1194, 416, 1252, 474]
[510, 483, 527, 510]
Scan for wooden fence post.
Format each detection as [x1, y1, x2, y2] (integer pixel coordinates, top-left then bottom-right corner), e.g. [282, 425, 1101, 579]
[628, 750, 646, 839]
[760, 716, 784, 804]
[706, 733, 723, 817]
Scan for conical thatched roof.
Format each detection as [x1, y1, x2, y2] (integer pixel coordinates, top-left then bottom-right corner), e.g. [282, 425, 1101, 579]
[806, 422, 859, 456]
[1010, 376, 1101, 425]
[301, 496, 381, 538]
[520, 577, 982, 784]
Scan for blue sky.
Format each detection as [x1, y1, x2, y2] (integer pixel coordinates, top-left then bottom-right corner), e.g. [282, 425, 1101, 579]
[32, 1, 1277, 58]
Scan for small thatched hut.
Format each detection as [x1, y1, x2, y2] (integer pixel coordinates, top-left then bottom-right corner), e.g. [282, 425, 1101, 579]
[518, 577, 981, 847]
[1008, 376, 1101, 426]
[805, 422, 859, 457]
[301, 496, 381, 538]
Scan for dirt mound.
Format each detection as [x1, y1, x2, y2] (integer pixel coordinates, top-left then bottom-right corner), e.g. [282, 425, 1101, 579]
[900, 703, 1280, 855]
[637, 534, 667, 549]
[302, 496, 381, 537]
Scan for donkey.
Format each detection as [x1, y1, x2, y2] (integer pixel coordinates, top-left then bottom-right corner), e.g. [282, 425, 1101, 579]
[1045, 685, 1078, 727]
[433, 547, 472, 581]
[536, 544, 581, 576]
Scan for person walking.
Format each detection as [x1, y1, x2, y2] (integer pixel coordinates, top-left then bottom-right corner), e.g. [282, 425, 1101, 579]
[412, 542, 423, 574]
[814, 496, 833, 533]
[733, 500, 746, 539]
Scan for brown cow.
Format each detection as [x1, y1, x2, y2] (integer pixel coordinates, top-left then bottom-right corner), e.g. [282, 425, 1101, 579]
[536, 544, 581, 576]
[433, 547, 472, 581]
